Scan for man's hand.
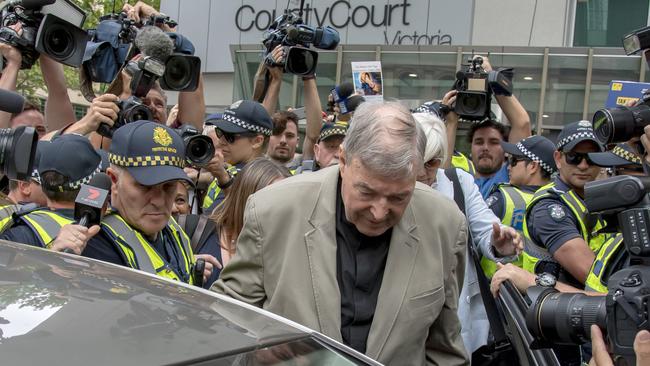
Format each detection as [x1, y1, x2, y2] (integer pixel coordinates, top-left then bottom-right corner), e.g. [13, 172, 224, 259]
[473, 55, 493, 72]
[50, 224, 100, 254]
[70, 94, 120, 135]
[195, 254, 222, 284]
[490, 263, 535, 297]
[204, 150, 229, 184]
[590, 325, 650, 365]
[0, 42, 21, 67]
[491, 222, 523, 257]
[123, 1, 158, 23]
[266, 45, 285, 79]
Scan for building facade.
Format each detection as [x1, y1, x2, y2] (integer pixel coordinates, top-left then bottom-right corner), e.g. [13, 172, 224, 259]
[161, 0, 650, 141]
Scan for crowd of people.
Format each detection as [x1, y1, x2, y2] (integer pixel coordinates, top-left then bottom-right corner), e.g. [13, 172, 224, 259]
[5, 1, 650, 365]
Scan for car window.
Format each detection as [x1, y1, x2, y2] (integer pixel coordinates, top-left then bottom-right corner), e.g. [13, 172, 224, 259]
[197, 337, 370, 365]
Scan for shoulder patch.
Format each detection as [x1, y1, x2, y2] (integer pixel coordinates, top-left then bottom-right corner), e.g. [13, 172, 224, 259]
[548, 203, 566, 221]
[485, 195, 498, 207]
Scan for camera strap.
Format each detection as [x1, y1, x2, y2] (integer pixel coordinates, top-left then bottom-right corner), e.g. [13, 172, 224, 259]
[444, 168, 512, 349]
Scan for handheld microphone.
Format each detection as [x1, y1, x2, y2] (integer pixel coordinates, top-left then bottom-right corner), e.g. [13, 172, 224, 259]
[330, 82, 354, 103]
[74, 173, 111, 228]
[0, 88, 25, 114]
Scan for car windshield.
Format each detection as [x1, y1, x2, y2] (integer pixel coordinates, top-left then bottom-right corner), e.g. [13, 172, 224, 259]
[199, 337, 368, 366]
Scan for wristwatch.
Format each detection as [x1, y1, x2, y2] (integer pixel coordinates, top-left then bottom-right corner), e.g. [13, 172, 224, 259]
[535, 272, 557, 287]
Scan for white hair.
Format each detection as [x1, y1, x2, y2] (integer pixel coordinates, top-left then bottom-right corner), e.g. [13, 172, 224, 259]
[412, 112, 448, 164]
[343, 101, 423, 178]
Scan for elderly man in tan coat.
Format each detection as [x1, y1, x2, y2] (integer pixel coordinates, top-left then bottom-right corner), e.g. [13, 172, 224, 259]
[212, 101, 469, 365]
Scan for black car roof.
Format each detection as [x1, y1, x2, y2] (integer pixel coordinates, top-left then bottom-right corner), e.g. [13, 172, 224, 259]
[0, 241, 308, 365]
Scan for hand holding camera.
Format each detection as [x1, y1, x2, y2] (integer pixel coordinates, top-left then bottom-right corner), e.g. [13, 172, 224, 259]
[71, 93, 119, 136]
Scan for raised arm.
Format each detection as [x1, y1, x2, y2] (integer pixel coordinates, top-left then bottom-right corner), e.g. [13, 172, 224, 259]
[301, 77, 322, 160]
[40, 55, 76, 131]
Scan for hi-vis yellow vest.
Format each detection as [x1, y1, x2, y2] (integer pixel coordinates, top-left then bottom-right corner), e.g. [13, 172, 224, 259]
[451, 151, 475, 176]
[522, 182, 610, 274]
[481, 184, 533, 277]
[101, 213, 196, 284]
[585, 234, 624, 293]
[21, 209, 74, 248]
[202, 165, 239, 210]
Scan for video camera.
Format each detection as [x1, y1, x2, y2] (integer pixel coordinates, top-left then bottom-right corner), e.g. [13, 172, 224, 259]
[174, 125, 214, 168]
[262, 2, 339, 76]
[0, 0, 88, 69]
[452, 56, 513, 122]
[525, 175, 650, 365]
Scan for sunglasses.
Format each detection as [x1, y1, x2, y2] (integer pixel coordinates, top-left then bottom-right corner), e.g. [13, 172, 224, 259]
[507, 156, 529, 167]
[563, 151, 595, 166]
[215, 129, 256, 144]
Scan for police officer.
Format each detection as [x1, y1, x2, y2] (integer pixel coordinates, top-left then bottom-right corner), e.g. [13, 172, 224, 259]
[522, 121, 611, 287]
[298, 121, 348, 173]
[82, 121, 218, 285]
[0, 141, 48, 231]
[202, 100, 273, 213]
[483, 135, 557, 276]
[1, 134, 102, 253]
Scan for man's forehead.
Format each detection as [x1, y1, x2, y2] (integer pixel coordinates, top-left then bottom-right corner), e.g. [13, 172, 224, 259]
[569, 140, 600, 153]
[473, 127, 503, 141]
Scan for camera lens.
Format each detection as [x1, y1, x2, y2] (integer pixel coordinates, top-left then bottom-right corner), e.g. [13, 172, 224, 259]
[0, 126, 37, 181]
[286, 47, 317, 75]
[185, 135, 215, 167]
[43, 26, 74, 59]
[526, 287, 606, 345]
[164, 57, 192, 90]
[592, 105, 650, 145]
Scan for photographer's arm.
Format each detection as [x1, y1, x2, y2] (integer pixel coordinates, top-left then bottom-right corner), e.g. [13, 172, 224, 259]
[40, 55, 76, 132]
[262, 46, 285, 115]
[0, 43, 22, 129]
[301, 78, 322, 160]
[177, 75, 205, 130]
[442, 90, 458, 168]
[490, 263, 600, 297]
[475, 55, 532, 143]
[62, 94, 119, 136]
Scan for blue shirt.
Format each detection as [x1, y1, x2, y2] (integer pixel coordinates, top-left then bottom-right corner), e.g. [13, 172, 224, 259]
[474, 164, 509, 199]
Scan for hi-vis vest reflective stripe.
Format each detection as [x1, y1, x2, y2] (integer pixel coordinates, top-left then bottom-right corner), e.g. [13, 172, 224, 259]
[0, 204, 20, 233]
[585, 234, 624, 293]
[202, 165, 240, 210]
[21, 209, 75, 248]
[480, 184, 532, 277]
[451, 151, 475, 176]
[522, 182, 610, 273]
[101, 214, 195, 284]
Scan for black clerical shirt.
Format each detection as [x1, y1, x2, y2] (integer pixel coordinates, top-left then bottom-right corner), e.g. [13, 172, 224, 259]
[335, 177, 391, 354]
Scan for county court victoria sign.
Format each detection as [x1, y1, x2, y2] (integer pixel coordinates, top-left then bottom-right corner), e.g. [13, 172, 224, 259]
[234, 0, 472, 46]
[163, 0, 472, 72]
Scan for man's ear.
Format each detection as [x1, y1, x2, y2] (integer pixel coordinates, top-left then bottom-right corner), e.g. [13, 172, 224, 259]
[338, 145, 346, 166]
[553, 151, 562, 170]
[18, 180, 31, 197]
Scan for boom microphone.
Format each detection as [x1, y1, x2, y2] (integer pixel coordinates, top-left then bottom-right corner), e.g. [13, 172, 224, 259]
[0, 88, 25, 114]
[135, 26, 174, 61]
[74, 172, 111, 228]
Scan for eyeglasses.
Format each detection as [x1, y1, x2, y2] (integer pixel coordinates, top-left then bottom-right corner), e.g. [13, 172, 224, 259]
[563, 151, 595, 166]
[507, 156, 529, 167]
[215, 129, 256, 144]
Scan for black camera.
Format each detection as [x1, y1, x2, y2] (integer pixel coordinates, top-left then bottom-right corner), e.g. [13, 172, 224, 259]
[175, 125, 214, 168]
[262, 10, 339, 76]
[0, 125, 38, 181]
[453, 57, 513, 122]
[592, 91, 650, 145]
[96, 96, 152, 138]
[526, 175, 650, 365]
[0, 0, 88, 69]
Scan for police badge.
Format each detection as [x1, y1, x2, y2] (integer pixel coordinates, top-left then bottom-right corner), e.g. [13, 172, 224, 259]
[548, 203, 566, 221]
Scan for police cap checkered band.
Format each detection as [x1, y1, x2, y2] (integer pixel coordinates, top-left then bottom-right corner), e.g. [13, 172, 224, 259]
[109, 153, 186, 168]
[44, 165, 101, 192]
[222, 113, 272, 136]
[516, 142, 555, 174]
[612, 145, 642, 165]
[556, 131, 598, 150]
[319, 127, 347, 141]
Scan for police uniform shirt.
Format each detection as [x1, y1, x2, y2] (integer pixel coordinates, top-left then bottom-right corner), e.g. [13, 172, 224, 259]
[486, 185, 541, 219]
[1, 208, 74, 248]
[526, 177, 582, 256]
[82, 215, 191, 282]
[475, 164, 509, 199]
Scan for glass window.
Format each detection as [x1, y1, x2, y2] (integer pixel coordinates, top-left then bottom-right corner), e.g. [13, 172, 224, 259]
[340, 50, 377, 85]
[296, 51, 338, 110]
[588, 55, 640, 116]
[206, 337, 369, 365]
[380, 51, 457, 108]
[574, 0, 649, 47]
[233, 50, 294, 109]
[543, 55, 589, 128]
